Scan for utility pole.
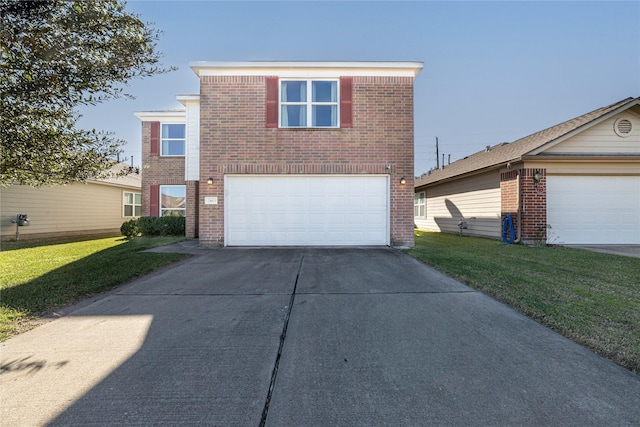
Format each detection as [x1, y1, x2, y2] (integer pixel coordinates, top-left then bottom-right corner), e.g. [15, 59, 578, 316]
[436, 136, 439, 169]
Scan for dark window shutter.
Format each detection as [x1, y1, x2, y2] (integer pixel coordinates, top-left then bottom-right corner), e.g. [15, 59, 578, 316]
[150, 121, 160, 156]
[149, 185, 159, 217]
[265, 77, 278, 128]
[340, 77, 353, 128]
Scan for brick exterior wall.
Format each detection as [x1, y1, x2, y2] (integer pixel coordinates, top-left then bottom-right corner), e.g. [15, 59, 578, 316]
[500, 168, 547, 244]
[519, 168, 547, 243]
[198, 75, 415, 247]
[140, 122, 198, 238]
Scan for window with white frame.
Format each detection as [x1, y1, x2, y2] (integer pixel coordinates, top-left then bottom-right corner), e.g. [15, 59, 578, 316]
[161, 124, 186, 156]
[414, 192, 426, 218]
[280, 80, 338, 128]
[160, 185, 186, 217]
[123, 192, 142, 217]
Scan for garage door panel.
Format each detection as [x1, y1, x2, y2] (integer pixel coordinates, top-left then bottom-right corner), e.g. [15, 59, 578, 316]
[226, 175, 389, 246]
[322, 180, 345, 192]
[327, 196, 346, 208]
[229, 213, 250, 226]
[282, 215, 305, 226]
[308, 212, 327, 224]
[369, 193, 387, 206]
[343, 212, 359, 224]
[308, 197, 327, 210]
[366, 213, 387, 227]
[547, 176, 640, 244]
[346, 197, 364, 209]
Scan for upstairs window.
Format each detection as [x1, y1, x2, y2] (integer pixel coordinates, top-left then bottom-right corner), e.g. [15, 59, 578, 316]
[161, 124, 185, 156]
[280, 80, 338, 128]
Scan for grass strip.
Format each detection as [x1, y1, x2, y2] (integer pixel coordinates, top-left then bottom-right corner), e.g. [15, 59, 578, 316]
[0, 236, 190, 340]
[406, 230, 640, 373]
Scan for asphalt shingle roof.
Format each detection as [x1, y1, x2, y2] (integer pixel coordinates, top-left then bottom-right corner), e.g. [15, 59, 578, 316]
[90, 162, 141, 189]
[415, 97, 638, 188]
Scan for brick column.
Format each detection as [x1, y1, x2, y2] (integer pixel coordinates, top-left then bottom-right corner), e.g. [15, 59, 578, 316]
[185, 181, 199, 238]
[520, 168, 547, 243]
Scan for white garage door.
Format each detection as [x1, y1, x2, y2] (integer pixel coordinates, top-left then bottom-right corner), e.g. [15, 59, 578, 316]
[225, 175, 389, 246]
[547, 176, 640, 244]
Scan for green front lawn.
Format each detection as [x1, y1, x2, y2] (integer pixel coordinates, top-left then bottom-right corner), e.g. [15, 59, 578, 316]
[0, 236, 190, 340]
[407, 230, 640, 373]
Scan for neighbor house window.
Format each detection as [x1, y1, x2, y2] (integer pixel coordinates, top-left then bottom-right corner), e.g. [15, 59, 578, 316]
[123, 192, 142, 217]
[161, 124, 185, 156]
[414, 192, 426, 218]
[280, 80, 338, 128]
[160, 185, 186, 217]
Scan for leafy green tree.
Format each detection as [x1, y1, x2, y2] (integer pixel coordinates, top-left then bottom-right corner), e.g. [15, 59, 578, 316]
[0, 0, 172, 186]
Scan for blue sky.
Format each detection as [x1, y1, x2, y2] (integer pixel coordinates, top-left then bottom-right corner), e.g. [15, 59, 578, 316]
[77, 1, 640, 175]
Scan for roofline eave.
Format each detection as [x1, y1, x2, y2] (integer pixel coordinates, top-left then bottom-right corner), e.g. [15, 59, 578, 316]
[414, 161, 521, 191]
[522, 154, 640, 162]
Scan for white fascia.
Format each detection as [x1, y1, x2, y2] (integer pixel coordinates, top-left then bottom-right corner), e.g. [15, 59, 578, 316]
[134, 110, 186, 122]
[190, 61, 424, 78]
[176, 94, 200, 105]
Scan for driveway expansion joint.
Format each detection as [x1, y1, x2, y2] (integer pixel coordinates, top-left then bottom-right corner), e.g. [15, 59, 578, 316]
[259, 252, 305, 426]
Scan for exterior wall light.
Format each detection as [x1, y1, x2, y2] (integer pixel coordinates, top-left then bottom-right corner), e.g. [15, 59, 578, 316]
[207, 177, 214, 185]
[533, 170, 542, 183]
[400, 177, 406, 185]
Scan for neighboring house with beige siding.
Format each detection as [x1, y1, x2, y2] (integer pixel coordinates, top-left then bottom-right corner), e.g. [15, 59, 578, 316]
[415, 97, 640, 245]
[414, 170, 501, 237]
[1, 164, 141, 241]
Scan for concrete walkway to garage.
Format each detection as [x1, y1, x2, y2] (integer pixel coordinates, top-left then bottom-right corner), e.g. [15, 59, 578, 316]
[568, 244, 640, 258]
[2, 246, 640, 426]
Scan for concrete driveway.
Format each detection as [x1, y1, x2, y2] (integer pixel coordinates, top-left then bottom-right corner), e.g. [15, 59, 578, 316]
[567, 245, 640, 258]
[2, 247, 639, 426]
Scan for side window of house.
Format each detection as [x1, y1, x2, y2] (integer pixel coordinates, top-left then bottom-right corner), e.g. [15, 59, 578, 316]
[123, 192, 142, 217]
[414, 192, 426, 218]
[160, 185, 186, 217]
[161, 124, 186, 156]
[280, 80, 338, 128]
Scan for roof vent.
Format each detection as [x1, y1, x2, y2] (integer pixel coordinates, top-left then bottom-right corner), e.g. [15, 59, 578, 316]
[614, 118, 633, 137]
[485, 145, 491, 152]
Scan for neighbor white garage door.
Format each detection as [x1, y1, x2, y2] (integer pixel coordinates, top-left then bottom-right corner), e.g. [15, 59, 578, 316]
[546, 176, 640, 244]
[225, 175, 389, 246]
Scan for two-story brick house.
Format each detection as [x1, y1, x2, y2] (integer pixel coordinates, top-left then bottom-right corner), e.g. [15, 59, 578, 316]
[136, 61, 423, 247]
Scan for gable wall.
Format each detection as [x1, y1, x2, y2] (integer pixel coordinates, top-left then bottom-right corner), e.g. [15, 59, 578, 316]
[545, 111, 640, 154]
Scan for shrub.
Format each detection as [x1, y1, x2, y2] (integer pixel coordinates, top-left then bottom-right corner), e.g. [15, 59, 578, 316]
[159, 216, 186, 236]
[120, 219, 139, 239]
[137, 216, 185, 236]
[137, 216, 162, 236]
